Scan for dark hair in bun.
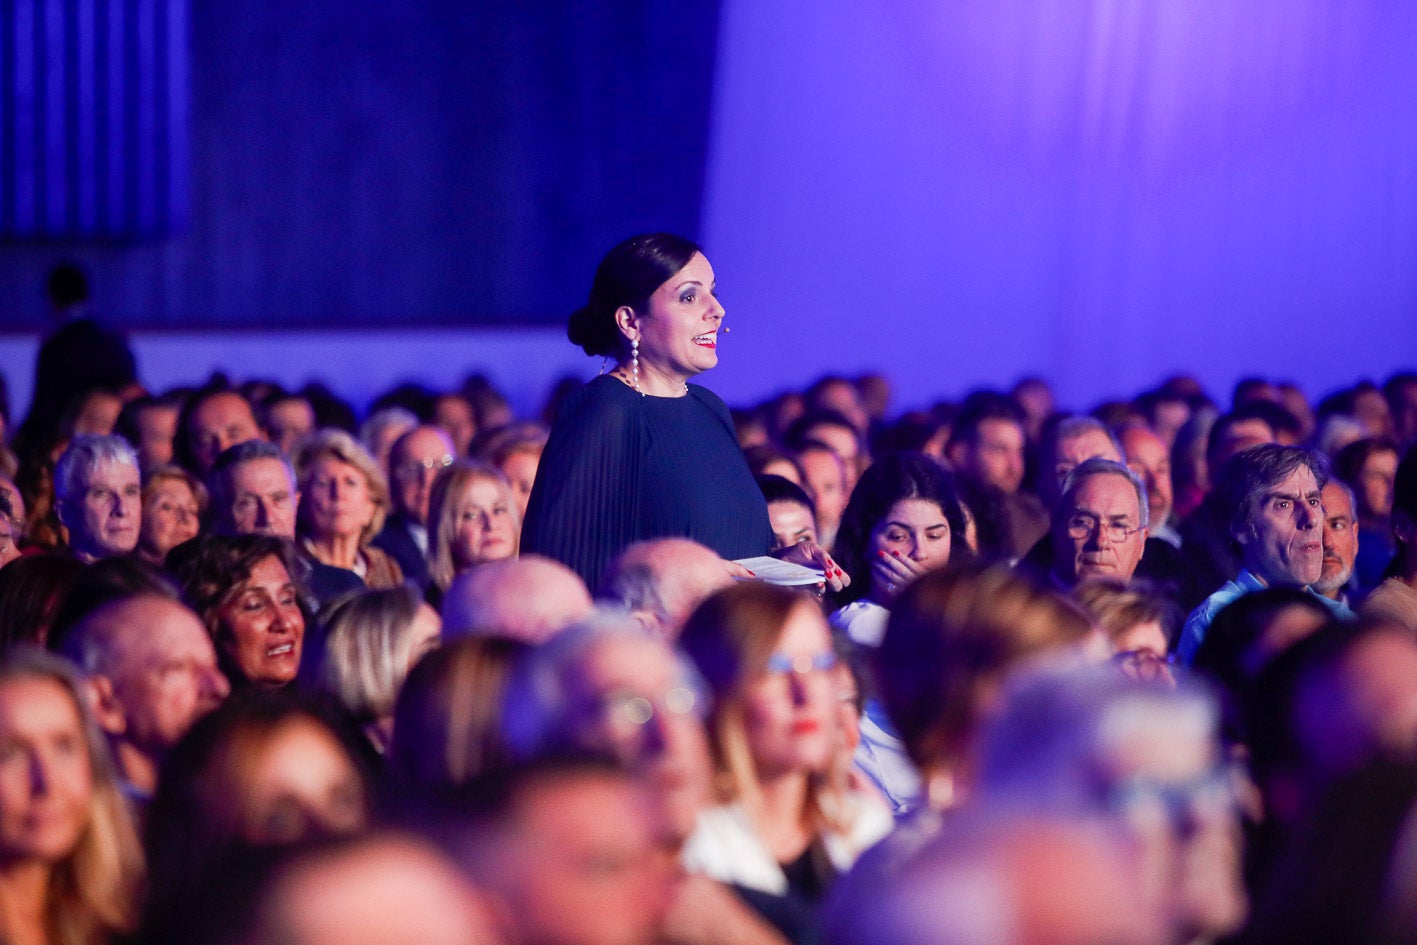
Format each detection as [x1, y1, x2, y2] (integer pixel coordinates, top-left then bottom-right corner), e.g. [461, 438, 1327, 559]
[567, 233, 702, 358]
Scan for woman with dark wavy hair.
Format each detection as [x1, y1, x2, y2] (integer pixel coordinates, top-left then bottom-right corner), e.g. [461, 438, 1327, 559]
[168, 535, 309, 691]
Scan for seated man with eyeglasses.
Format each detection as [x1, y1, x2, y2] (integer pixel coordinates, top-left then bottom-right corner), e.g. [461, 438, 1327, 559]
[501, 611, 803, 945]
[372, 425, 456, 590]
[1047, 458, 1150, 591]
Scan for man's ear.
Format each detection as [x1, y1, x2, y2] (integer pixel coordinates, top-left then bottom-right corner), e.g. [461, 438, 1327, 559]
[84, 675, 126, 737]
[1396, 509, 1416, 547]
[627, 608, 666, 640]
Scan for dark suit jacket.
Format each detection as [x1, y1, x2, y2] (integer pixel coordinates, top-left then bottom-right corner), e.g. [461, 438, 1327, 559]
[372, 511, 430, 589]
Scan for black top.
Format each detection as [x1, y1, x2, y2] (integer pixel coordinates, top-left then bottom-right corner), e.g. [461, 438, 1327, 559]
[521, 375, 771, 590]
[372, 511, 430, 590]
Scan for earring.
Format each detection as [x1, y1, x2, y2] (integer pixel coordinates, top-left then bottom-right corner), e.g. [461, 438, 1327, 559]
[631, 338, 643, 396]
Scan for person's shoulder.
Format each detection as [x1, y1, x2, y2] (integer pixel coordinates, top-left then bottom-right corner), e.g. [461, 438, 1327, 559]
[552, 375, 639, 429]
[1190, 579, 1241, 619]
[1363, 579, 1417, 631]
[831, 600, 890, 647]
[686, 384, 737, 435]
[1184, 577, 1247, 634]
[687, 383, 731, 414]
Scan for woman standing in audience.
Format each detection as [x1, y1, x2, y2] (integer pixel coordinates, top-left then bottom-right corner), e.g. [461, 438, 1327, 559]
[827, 452, 968, 648]
[521, 233, 844, 592]
[425, 462, 519, 603]
[170, 535, 309, 691]
[292, 429, 402, 589]
[0, 647, 143, 945]
[678, 583, 891, 906]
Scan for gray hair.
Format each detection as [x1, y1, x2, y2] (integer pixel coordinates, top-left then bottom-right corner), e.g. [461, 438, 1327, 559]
[359, 407, 419, 457]
[500, 607, 705, 760]
[975, 664, 1217, 815]
[54, 434, 139, 506]
[1314, 414, 1366, 459]
[1058, 457, 1150, 530]
[598, 561, 667, 622]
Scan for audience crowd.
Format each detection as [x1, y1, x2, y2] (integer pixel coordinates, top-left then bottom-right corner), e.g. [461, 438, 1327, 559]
[1, 264, 1417, 945]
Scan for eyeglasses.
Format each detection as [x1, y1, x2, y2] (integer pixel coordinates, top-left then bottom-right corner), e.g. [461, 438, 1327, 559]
[764, 652, 839, 677]
[1109, 764, 1236, 831]
[598, 686, 700, 732]
[1065, 513, 1143, 544]
[1111, 649, 1177, 685]
[394, 455, 454, 480]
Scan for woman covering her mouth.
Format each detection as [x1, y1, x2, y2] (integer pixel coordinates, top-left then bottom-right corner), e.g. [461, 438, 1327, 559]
[521, 233, 847, 592]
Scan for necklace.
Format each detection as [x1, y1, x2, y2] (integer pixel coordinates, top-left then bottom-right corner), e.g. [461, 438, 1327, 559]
[609, 366, 688, 397]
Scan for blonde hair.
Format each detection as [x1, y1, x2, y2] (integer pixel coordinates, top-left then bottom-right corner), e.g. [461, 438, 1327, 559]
[291, 428, 391, 545]
[388, 637, 526, 790]
[1073, 579, 1174, 650]
[141, 464, 210, 514]
[308, 586, 431, 722]
[679, 584, 850, 836]
[426, 461, 521, 591]
[0, 647, 144, 945]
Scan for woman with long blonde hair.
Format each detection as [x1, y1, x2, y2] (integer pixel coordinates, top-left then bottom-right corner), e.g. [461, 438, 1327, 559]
[678, 583, 890, 905]
[0, 647, 143, 945]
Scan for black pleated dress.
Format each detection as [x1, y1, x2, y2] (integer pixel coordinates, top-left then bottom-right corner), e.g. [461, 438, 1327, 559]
[521, 375, 772, 591]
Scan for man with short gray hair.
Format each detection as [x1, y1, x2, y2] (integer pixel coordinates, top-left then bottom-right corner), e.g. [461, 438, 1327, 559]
[1048, 458, 1149, 590]
[55, 434, 142, 562]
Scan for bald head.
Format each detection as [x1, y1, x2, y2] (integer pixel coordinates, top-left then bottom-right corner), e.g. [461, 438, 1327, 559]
[441, 555, 593, 644]
[389, 426, 456, 524]
[249, 835, 502, 945]
[65, 594, 229, 791]
[601, 538, 735, 640]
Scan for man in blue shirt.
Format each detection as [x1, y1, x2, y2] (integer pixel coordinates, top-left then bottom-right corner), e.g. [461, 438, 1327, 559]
[1179, 444, 1353, 662]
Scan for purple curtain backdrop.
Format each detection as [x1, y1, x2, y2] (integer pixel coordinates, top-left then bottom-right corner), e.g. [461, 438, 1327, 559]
[701, 0, 1417, 411]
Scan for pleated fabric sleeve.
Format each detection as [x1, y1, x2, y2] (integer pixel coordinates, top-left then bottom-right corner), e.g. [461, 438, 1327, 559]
[521, 376, 772, 591]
